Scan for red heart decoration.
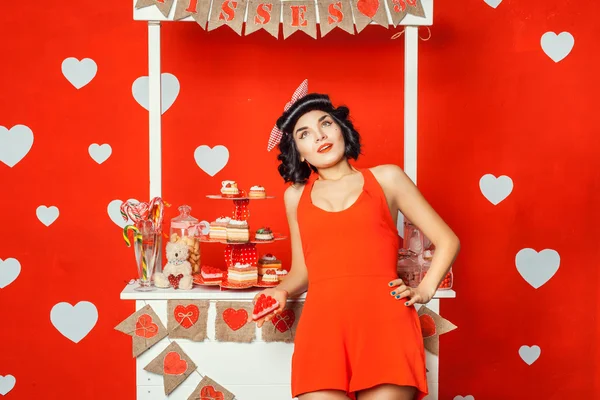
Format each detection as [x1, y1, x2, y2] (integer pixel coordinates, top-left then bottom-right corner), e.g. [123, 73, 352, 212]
[163, 351, 188, 375]
[168, 273, 184, 289]
[135, 314, 159, 338]
[174, 305, 200, 329]
[272, 310, 296, 333]
[356, 0, 379, 18]
[200, 385, 225, 400]
[223, 308, 248, 331]
[419, 314, 437, 338]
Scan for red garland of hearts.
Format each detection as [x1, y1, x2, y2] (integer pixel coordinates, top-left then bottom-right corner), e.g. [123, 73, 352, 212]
[419, 314, 437, 338]
[222, 308, 248, 331]
[174, 304, 200, 329]
[272, 309, 296, 333]
[163, 351, 188, 375]
[200, 385, 225, 400]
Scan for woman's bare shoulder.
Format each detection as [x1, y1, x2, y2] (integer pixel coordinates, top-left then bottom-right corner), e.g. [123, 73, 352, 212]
[369, 164, 405, 184]
[284, 183, 306, 210]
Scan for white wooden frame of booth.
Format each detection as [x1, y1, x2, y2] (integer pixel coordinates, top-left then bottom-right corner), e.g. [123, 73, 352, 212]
[126, 1, 456, 399]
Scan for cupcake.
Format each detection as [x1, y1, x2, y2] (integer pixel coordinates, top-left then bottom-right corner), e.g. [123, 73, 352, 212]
[249, 185, 266, 199]
[254, 227, 274, 241]
[221, 180, 240, 198]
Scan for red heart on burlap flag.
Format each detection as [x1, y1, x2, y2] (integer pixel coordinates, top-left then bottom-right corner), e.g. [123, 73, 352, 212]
[163, 351, 188, 375]
[174, 304, 200, 329]
[357, 0, 379, 18]
[419, 314, 437, 338]
[200, 385, 225, 400]
[272, 310, 296, 333]
[223, 308, 248, 331]
[135, 314, 159, 338]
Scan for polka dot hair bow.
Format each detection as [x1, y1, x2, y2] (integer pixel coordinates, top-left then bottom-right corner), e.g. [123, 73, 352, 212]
[267, 79, 309, 152]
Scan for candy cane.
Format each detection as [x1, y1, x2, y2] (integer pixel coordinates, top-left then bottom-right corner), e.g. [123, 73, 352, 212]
[148, 197, 168, 232]
[123, 224, 148, 280]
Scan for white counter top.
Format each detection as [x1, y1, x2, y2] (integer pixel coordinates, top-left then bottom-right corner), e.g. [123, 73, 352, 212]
[120, 284, 456, 301]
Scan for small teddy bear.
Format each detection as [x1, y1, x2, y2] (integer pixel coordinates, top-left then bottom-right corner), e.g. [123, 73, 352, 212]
[154, 241, 193, 290]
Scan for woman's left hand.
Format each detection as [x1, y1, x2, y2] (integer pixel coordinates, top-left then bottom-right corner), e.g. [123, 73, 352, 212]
[387, 279, 435, 306]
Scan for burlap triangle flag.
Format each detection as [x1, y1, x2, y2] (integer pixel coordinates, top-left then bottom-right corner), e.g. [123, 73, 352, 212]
[282, 0, 318, 39]
[115, 304, 168, 358]
[317, 0, 354, 37]
[207, 0, 249, 35]
[135, 0, 175, 17]
[187, 376, 235, 400]
[385, 0, 425, 27]
[417, 305, 457, 356]
[215, 301, 255, 342]
[246, 0, 281, 38]
[261, 301, 303, 343]
[167, 300, 209, 342]
[350, 0, 388, 33]
[144, 341, 197, 395]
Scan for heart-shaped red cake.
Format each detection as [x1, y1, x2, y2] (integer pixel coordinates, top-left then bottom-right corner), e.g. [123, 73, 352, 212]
[252, 294, 279, 321]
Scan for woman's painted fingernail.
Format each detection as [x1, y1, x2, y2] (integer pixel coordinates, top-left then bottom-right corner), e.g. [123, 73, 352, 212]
[404, 302, 409, 306]
[395, 295, 400, 299]
[391, 291, 396, 295]
[389, 282, 394, 287]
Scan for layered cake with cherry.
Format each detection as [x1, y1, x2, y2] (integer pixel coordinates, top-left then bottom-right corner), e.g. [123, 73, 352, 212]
[249, 185, 266, 199]
[227, 263, 258, 285]
[209, 216, 230, 241]
[254, 227, 274, 241]
[200, 265, 224, 284]
[258, 253, 282, 275]
[221, 180, 240, 198]
[226, 219, 249, 243]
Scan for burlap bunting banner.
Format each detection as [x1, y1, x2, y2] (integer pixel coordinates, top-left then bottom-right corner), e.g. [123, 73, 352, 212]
[114, 304, 168, 358]
[144, 341, 197, 395]
[174, 0, 211, 28]
[140, 0, 426, 38]
[135, 0, 175, 18]
[215, 301, 256, 342]
[187, 376, 235, 400]
[317, 0, 354, 37]
[246, 0, 281, 38]
[350, 0, 388, 33]
[386, 0, 425, 27]
[167, 300, 209, 341]
[261, 301, 303, 343]
[282, 0, 318, 39]
[208, 0, 249, 35]
[417, 305, 457, 356]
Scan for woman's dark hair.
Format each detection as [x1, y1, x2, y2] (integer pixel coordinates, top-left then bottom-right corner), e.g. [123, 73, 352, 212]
[275, 93, 361, 184]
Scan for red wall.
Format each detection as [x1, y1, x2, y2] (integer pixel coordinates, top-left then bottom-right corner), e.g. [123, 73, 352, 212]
[1, 0, 598, 399]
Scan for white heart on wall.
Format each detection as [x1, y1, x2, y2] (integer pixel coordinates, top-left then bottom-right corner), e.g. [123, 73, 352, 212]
[0, 125, 34, 168]
[50, 301, 98, 343]
[132, 72, 180, 114]
[454, 396, 475, 400]
[483, 0, 501, 8]
[519, 345, 541, 365]
[479, 174, 513, 205]
[0, 258, 21, 289]
[515, 248, 560, 289]
[36, 205, 59, 227]
[0, 375, 16, 396]
[107, 199, 140, 228]
[61, 57, 98, 89]
[194, 145, 230, 177]
[541, 32, 574, 63]
[88, 143, 112, 164]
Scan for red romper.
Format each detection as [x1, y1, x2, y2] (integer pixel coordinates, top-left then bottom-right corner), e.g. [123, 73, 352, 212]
[291, 168, 428, 399]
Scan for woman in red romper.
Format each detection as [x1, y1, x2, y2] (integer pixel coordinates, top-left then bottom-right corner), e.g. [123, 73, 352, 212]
[254, 83, 460, 400]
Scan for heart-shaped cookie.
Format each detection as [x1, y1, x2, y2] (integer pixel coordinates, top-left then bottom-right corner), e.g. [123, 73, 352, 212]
[222, 308, 248, 331]
[419, 314, 436, 338]
[174, 305, 200, 329]
[135, 314, 159, 338]
[163, 351, 188, 375]
[272, 310, 296, 333]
